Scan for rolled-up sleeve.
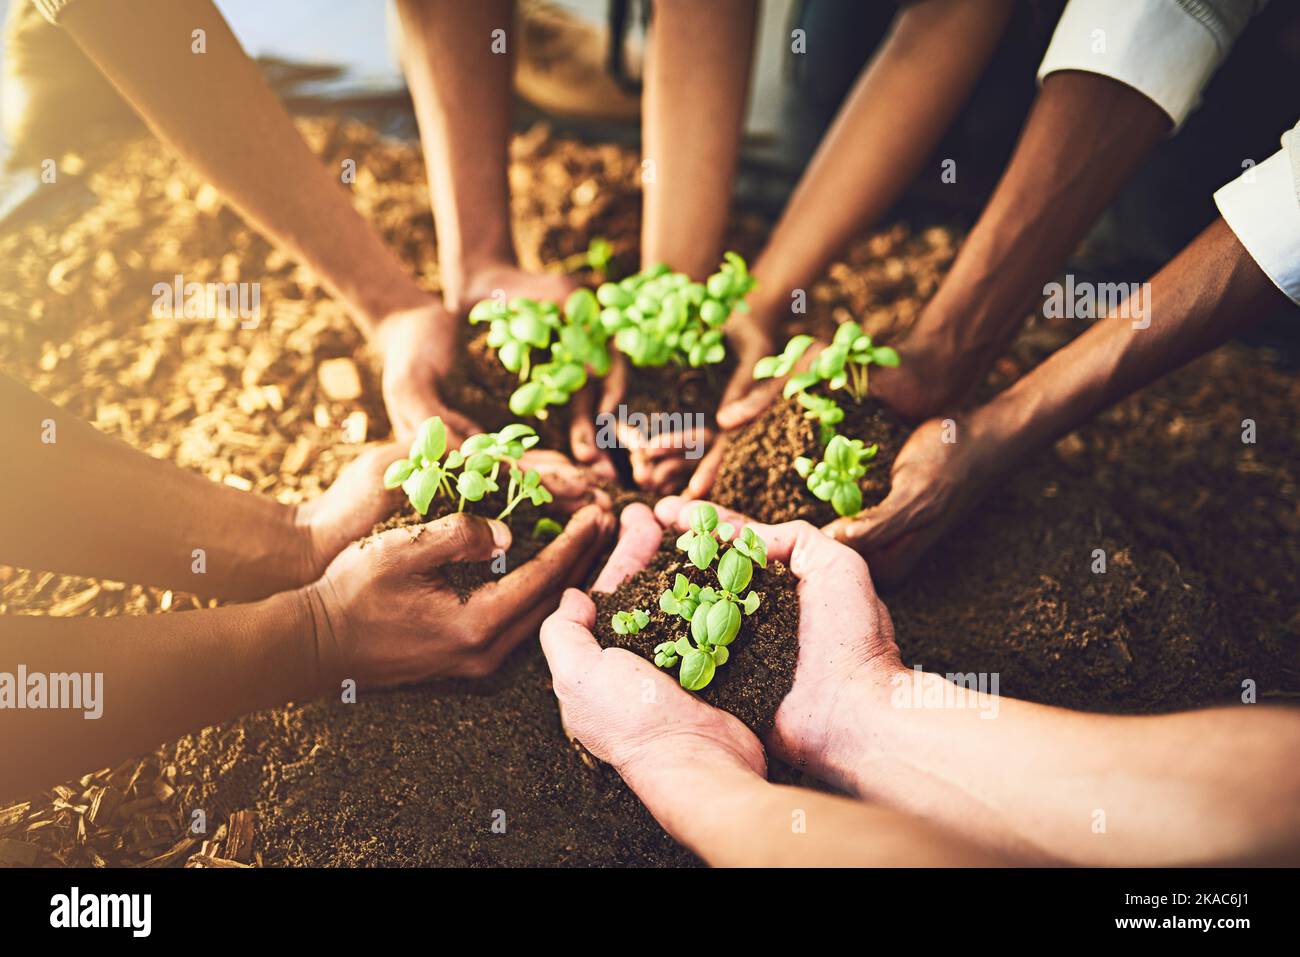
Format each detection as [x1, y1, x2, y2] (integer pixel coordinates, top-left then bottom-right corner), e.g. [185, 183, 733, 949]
[1038, 0, 1265, 130]
[1214, 123, 1300, 305]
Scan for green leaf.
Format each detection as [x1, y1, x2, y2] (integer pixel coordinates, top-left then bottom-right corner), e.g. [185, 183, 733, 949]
[715, 522, 734, 542]
[794, 456, 813, 478]
[831, 481, 862, 518]
[706, 600, 741, 647]
[872, 345, 900, 367]
[611, 614, 628, 635]
[712, 645, 729, 666]
[411, 417, 447, 464]
[407, 466, 443, 516]
[679, 649, 716, 691]
[833, 321, 862, 346]
[673, 573, 690, 598]
[674, 636, 694, 658]
[659, 590, 681, 615]
[565, 288, 599, 327]
[457, 470, 489, 501]
[597, 283, 632, 309]
[532, 517, 563, 539]
[741, 591, 761, 614]
[497, 423, 536, 444]
[633, 609, 650, 629]
[690, 504, 719, 534]
[784, 371, 820, 399]
[509, 381, 547, 417]
[753, 356, 779, 379]
[691, 601, 713, 646]
[717, 548, 753, 594]
[688, 533, 719, 571]
[383, 458, 416, 489]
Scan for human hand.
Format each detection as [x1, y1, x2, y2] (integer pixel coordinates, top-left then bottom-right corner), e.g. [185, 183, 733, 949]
[375, 302, 482, 446]
[538, 504, 766, 778]
[305, 503, 614, 688]
[294, 442, 406, 583]
[654, 497, 901, 781]
[822, 413, 998, 583]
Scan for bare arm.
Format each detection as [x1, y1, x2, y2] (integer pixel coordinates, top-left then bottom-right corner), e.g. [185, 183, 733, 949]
[641, 0, 757, 279]
[876, 70, 1172, 417]
[0, 374, 318, 599]
[746, 0, 1014, 335]
[622, 743, 1005, 867]
[819, 666, 1300, 866]
[60, 0, 432, 334]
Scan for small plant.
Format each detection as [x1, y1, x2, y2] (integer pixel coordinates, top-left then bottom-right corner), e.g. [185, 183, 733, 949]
[532, 516, 564, 539]
[797, 392, 846, 445]
[777, 320, 899, 402]
[794, 434, 878, 517]
[648, 506, 766, 691]
[559, 236, 613, 276]
[469, 287, 611, 420]
[611, 609, 650, 635]
[596, 252, 756, 368]
[381, 417, 554, 520]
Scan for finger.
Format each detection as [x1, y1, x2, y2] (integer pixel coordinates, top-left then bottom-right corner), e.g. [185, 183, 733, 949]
[714, 379, 783, 431]
[520, 450, 595, 509]
[539, 588, 603, 677]
[653, 496, 755, 533]
[599, 353, 627, 413]
[474, 504, 613, 620]
[474, 516, 614, 671]
[591, 503, 663, 593]
[683, 434, 727, 499]
[822, 485, 919, 554]
[568, 384, 616, 480]
[401, 512, 511, 566]
[648, 456, 694, 496]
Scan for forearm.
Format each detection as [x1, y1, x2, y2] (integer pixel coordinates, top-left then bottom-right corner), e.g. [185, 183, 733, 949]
[395, 0, 517, 312]
[621, 744, 1001, 866]
[820, 665, 1300, 865]
[972, 218, 1290, 465]
[911, 70, 1169, 365]
[62, 0, 432, 333]
[0, 376, 314, 599]
[749, 0, 1013, 327]
[641, 0, 756, 279]
[0, 589, 327, 800]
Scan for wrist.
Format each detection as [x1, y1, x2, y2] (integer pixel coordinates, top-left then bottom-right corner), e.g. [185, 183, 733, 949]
[253, 588, 337, 703]
[802, 663, 910, 798]
[441, 250, 519, 315]
[294, 580, 349, 698]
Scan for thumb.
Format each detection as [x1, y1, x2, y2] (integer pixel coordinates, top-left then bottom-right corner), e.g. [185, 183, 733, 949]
[406, 512, 512, 566]
[822, 485, 918, 555]
[715, 378, 782, 431]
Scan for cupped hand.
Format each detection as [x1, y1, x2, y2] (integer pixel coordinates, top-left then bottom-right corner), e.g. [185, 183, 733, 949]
[376, 302, 482, 446]
[538, 503, 766, 777]
[654, 497, 901, 776]
[306, 503, 615, 688]
[822, 413, 995, 584]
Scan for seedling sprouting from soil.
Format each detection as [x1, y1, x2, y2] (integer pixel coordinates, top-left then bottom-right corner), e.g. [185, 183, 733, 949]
[596, 252, 756, 368]
[382, 417, 554, 521]
[558, 237, 613, 276]
[610, 609, 650, 635]
[648, 505, 766, 691]
[794, 434, 878, 517]
[469, 287, 611, 420]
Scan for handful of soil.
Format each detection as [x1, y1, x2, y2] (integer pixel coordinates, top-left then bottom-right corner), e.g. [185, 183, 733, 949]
[712, 391, 910, 525]
[592, 531, 799, 735]
[369, 487, 566, 601]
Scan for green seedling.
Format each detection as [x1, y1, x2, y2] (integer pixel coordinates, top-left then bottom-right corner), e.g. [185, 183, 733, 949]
[797, 392, 846, 445]
[611, 609, 650, 635]
[596, 252, 756, 368]
[382, 417, 553, 520]
[652, 521, 767, 691]
[672, 503, 736, 571]
[780, 320, 899, 403]
[470, 287, 612, 421]
[532, 516, 564, 540]
[559, 236, 613, 275]
[794, 434, 878, 517]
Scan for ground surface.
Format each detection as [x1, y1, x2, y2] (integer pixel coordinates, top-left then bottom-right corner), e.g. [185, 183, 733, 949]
[1, 120, 1297, 867]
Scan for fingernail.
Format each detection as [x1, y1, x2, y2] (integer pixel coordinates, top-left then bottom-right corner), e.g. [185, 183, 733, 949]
[487, 519, 512, 550]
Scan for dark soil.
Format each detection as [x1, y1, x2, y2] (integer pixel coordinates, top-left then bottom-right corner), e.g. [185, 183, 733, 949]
[712, 391, 910, 524]
[591, 532, 799, 736]
[5, 120, 1296, 868]
[622, 351, 737, 428]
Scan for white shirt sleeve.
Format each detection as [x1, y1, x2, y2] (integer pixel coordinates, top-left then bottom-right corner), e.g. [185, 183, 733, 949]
[1215, 146, 1300, 305]
[1037, 0, 1249, 130]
